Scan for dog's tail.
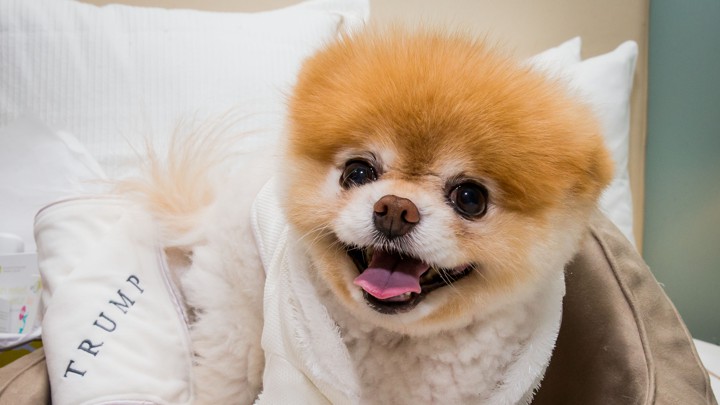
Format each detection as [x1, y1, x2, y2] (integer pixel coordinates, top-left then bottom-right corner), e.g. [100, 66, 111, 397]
[115, 117, 240, 248]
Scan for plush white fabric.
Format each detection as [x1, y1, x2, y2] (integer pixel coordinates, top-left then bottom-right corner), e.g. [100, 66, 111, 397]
[0, 0, 368, 179]
[35, 197, 193, 405]
[527, 36, 582, 74]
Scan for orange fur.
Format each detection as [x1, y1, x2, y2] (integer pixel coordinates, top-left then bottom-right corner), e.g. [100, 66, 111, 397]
[288, 28, 612, 213]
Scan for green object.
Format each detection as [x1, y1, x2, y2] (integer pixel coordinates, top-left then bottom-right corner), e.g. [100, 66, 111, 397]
[645, 0, 720, 344]
[0, 340, 43, 367]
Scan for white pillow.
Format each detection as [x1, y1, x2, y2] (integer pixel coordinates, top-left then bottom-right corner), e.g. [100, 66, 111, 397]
[0, 0, 368, 178]
[0, 116, 107, 252]
[566, 42, 638, 245]
[527, 36, 582, 74]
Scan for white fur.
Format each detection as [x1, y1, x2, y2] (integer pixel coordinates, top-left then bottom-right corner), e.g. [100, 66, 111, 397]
[333, 177, 463, 266]
[322, 268, 565, 404]
[178, 153, 275, 404]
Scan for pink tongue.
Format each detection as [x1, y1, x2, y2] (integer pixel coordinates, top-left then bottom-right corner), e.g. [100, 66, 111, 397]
[353, 250, 430, 300]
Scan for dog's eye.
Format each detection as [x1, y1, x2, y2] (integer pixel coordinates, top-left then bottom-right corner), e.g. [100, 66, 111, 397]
[449, 183, 488, 218]
[341, 160, 377, 188]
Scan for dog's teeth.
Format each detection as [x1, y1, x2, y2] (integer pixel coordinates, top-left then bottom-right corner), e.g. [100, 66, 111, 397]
[382, 292, 414, 302]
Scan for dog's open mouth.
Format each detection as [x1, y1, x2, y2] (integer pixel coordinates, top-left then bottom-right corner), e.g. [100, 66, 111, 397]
[346, 246, 473, 314]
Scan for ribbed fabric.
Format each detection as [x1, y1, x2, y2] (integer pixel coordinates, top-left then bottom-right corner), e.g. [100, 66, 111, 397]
[251, 178, 361, 404]
[34, 197, 194, 404]
[0, 0, 368, 178]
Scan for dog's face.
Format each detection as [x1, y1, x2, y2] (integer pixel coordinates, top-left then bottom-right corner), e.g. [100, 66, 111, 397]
[283, 30, 612, 335]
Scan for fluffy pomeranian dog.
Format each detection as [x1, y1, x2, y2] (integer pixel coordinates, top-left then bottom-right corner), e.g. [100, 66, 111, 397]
[136, 28, 613, 404]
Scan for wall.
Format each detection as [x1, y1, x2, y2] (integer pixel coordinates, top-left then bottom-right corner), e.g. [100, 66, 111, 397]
[645, 0, 720, 343]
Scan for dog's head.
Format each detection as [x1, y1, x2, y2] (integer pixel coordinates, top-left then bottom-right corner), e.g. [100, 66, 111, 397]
[282, 29, 613, 335]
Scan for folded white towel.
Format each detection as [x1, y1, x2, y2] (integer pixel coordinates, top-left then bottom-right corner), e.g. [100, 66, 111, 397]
[252, 178, 361, 404]
[35, 197, 193, 405]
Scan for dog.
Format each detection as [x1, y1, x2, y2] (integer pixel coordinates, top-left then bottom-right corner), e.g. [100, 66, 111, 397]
[135, 27, 613, 404]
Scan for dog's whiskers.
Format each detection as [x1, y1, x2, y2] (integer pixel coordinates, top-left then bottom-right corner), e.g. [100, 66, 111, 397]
[296, 224, 337, 256]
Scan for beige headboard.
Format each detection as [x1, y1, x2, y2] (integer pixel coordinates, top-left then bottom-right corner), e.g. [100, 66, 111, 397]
[82, 0, 650, 250]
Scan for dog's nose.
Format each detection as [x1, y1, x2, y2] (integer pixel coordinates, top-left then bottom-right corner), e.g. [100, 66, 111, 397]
[373, 195, 420, 239]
